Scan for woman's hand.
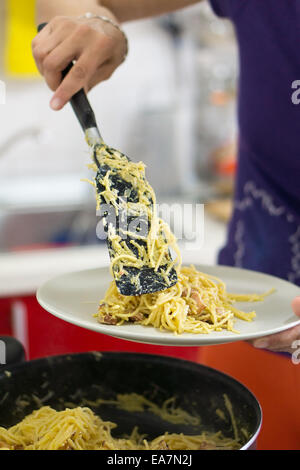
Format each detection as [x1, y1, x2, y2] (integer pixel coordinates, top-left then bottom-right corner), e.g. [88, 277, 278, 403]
[32, 15, 127, 110]
[250, 296, 300, 353]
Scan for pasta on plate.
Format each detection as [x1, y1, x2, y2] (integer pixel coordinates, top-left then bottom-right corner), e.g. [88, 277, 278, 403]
[96, 265, 274, 334]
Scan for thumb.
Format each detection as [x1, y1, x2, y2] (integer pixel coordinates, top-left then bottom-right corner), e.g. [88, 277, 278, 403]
[291, 296, 300, 317]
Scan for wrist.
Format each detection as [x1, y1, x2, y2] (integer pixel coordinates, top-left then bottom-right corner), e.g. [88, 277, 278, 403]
[78, 12, 129, 61]
[92, 4, 121, 24]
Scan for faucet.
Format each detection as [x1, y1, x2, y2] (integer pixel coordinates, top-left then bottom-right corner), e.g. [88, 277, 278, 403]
[0, 127, 42, 159]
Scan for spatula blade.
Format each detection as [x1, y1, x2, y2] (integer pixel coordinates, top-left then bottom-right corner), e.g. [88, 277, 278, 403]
[115, 265, 178, 296]
[94, 149, 178, 296]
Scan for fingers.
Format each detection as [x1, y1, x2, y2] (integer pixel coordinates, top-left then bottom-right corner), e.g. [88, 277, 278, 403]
[48, 41, 114, 110]
[32, 21, 51, 42]
[32, 16, 128, 110]
[32, 17, 74, 75]
[292, 296, 300, 317]
[50, 56, 100, 110]
[250, 323, 300, 353]
[247, 296, 300, 353]
[32, 24, 52, 75]
[41, 34, 86, 95]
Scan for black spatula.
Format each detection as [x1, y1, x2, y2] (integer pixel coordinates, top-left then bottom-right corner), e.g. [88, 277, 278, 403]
[38, 23, 178, 296]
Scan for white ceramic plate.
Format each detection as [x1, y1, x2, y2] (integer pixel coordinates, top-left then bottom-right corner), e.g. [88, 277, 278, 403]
[37, 265, 300, 346]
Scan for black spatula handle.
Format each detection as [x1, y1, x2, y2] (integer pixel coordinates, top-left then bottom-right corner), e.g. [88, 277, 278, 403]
[37, 23, 98, 133]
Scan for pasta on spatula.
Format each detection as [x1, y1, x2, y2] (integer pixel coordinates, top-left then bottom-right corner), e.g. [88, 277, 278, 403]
[85, 143, 179, 296]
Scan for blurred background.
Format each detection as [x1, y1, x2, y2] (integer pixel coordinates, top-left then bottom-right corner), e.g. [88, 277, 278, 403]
[0, 0, 238, 251]
[0, 0, 239, 360]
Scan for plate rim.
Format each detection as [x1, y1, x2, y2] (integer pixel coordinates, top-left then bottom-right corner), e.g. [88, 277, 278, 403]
[36, 264, 300, 347]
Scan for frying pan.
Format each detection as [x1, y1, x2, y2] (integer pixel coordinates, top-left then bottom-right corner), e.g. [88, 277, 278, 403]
[0, 351, 261, 450]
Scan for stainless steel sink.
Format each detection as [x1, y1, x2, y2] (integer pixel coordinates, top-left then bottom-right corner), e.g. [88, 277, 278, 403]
[0, 175, 98, 251]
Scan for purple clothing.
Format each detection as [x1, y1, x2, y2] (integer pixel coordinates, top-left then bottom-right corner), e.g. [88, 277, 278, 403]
[210, 0, 300, 285]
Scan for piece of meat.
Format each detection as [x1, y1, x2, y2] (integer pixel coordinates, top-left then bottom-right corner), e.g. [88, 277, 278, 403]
[182, 287, 188, 297]
[129, 312, 144, 322]
[98, 303, 118, 325]
[0, 441, 9, 449]
[104, 314, 118, 325]
[98, 313, 118, 325]
[198, 441, 214, 449]
[157, 440, 169, 450]
[61, 442, 73, 450]
[190, 289, 206, 314]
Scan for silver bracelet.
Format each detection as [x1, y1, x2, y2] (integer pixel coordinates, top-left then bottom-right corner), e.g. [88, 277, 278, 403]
[79, 12, 128, 61]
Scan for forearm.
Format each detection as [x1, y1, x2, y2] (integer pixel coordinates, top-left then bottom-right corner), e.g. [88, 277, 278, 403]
[100, 0, 201, 22]
[36, 0, 116, 24]
[36, 0, 201, 24]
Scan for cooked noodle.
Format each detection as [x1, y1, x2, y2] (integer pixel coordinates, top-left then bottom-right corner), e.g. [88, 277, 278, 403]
[96, 265, 274, 334]
[0, 405, 240, 451]
[86, 144, 181, 285]
[79, 393, 201, 426]
[85, 145, 273, 332]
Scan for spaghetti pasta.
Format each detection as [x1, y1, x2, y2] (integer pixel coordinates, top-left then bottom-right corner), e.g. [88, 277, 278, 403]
[96, 265, 274, 334]
[87, 144, 273, 333]
[88, 144, 181, 286]
[79, 393, 201, 426]
[0, 405, 241, 450]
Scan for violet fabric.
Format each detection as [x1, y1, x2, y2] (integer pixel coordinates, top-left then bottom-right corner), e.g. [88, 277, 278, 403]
[209, 0, 300, 286]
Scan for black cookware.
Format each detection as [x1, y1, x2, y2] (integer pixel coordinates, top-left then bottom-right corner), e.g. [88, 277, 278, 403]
[0, 350, 261, 449]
